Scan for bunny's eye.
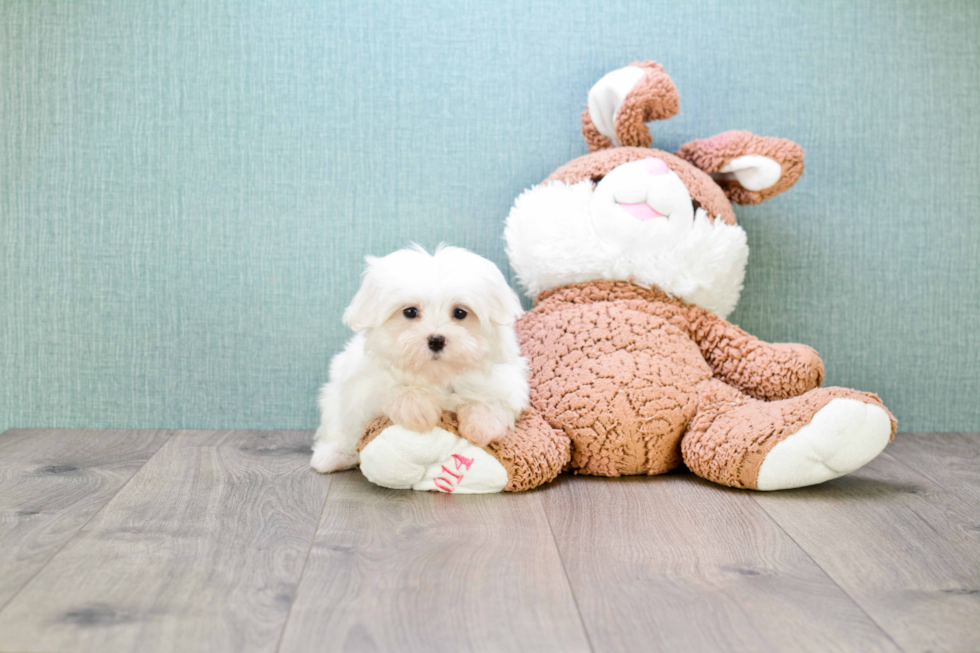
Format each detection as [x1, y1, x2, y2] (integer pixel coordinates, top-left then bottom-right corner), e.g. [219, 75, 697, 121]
[403, 307, 419, 319]
[452, 308, 467, 320]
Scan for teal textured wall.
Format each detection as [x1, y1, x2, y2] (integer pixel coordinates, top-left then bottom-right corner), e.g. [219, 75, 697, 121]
[1, 1, 978, 433]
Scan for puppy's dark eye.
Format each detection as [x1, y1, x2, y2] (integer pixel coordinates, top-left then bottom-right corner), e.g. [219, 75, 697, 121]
[403, 307, 418, 319]
[452, 308, 467, 320]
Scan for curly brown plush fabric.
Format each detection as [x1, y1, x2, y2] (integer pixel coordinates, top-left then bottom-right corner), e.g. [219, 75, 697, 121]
[520, 284, 709, 476]
[544, 147, 738, 225]
[533, 281, 824, 401]
[516, 281, 896, 485]
[357, 410, 571, 492]
[614, 61, 679, 148]
[484, 410, 571, 491]
[676, 130, 805, 205]
[580, 109, 613, 152]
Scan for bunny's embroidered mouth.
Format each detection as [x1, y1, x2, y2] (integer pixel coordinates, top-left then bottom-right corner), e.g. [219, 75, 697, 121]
[617, 202, 665, 221]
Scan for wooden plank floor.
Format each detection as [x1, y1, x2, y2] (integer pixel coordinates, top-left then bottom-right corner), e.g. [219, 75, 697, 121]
[0, 430, 977, 653]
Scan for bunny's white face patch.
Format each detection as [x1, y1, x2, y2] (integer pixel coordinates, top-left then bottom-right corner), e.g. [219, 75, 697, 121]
[504, 168, 750, 318]
[590, 158, 696, 254]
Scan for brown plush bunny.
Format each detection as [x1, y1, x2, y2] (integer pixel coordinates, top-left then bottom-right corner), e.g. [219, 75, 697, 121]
[357, 62, 895, 493]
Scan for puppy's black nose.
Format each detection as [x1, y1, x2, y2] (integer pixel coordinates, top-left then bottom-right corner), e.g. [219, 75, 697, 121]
[427, 335, 446, 352]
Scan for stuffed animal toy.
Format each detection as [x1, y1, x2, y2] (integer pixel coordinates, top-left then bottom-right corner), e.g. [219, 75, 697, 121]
[356, 61, 896, 493]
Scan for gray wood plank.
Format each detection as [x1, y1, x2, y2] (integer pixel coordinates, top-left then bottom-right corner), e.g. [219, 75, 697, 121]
[278, 471, 592, 653]
[0, 428, 172, 611]
[541, 473, 901, 653]
[0, 430, 329, 653]
[886, 432, 980, 506]
[753, 451, 980, 653]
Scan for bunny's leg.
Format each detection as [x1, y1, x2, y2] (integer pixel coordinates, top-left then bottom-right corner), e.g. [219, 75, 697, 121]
[682, 379, 895, 490]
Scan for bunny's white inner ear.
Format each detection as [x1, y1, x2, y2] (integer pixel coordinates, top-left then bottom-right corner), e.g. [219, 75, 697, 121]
[713, 155, 782, 191]
[587, 66, 645, 147]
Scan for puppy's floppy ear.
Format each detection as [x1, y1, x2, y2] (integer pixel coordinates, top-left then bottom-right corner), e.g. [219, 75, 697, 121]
[342, 256, 390, 332]
[487, 278, 524, 326]
[478, 266, 524, 327]
[676, 130, 804, 205]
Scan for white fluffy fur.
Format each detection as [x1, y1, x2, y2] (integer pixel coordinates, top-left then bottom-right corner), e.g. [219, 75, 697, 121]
[311, 245, 529, 474]
[504, 180, 750, 318]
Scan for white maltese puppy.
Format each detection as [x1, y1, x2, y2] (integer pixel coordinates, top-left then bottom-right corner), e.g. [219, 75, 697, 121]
[310, 245, 530, 474]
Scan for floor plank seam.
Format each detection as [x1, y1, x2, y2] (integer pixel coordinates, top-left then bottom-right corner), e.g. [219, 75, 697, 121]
[0, 429, 178, 618]
[539, 492, 596, 653]
[749, 495, 909, 653]
[274, 472, 334, 653]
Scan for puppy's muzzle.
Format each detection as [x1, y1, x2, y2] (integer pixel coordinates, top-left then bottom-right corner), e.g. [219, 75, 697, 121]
[427, 335, 446, 352]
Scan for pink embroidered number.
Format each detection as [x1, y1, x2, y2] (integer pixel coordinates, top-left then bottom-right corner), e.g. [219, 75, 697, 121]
[433, 477, 455, 492]
[441, 465, 463, 483]
[433, 454, 475, 492]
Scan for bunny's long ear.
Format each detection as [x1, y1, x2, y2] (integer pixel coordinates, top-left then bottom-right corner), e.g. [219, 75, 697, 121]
[676, 130, 804, 205]
[581, 61, 679, 151]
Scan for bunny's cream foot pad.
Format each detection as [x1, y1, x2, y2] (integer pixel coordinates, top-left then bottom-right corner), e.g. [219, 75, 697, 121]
[359, 424, 509, 494]
[756, 398, 892, 491]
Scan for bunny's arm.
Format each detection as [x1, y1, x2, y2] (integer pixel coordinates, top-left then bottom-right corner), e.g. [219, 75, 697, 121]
[686, 308, 824, 401]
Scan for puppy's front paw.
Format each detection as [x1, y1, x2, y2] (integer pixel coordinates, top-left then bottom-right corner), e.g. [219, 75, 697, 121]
[384, 389, 442, 433]
[310, 441, 359, 473]
[457, 403, 512, 447]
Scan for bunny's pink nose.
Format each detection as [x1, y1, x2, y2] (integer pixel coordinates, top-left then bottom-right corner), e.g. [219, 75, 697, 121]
[643, 158, 671, 175]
